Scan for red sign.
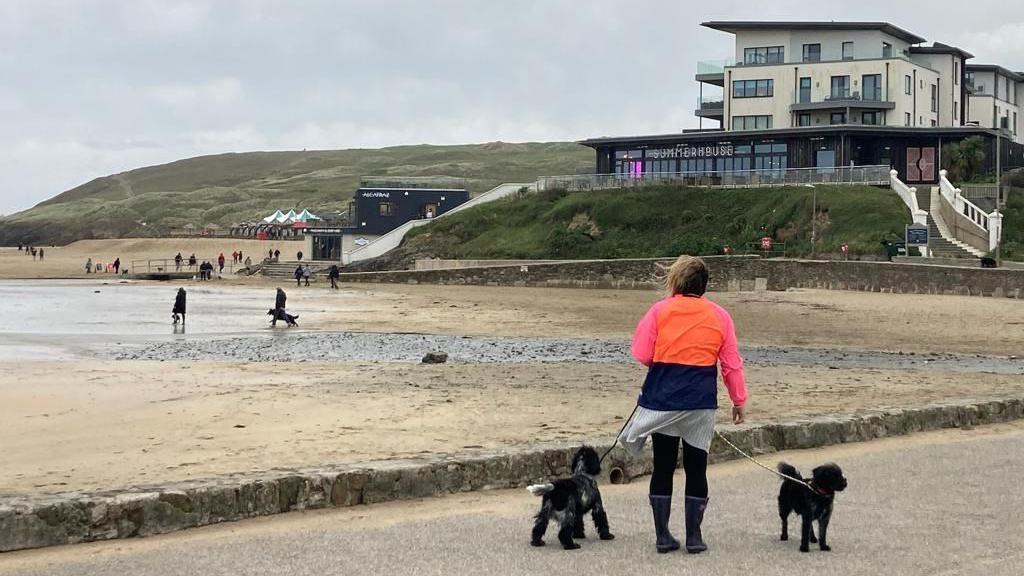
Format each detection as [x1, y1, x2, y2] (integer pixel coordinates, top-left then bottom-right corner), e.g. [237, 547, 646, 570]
[760, 237, 773, 251]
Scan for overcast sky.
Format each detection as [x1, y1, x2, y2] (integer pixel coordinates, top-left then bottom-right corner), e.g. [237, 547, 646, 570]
[1, 0, 1023, 214]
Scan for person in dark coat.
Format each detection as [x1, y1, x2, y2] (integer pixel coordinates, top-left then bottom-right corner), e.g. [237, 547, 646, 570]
[113, 258, 121, 274]
[328, 264, 340, 289]
[294, 264, 303, 287]
[274, 249, 281, 261]
[172, 288, 187, 324]
[175, 252, 183, 271]
[275, 288, 287, 311]
[297, 250, 303, 261]
[218, 253, 226, 273]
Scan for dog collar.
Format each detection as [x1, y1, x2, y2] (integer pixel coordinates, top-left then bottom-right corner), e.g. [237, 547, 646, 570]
[807, 481, 833, 497]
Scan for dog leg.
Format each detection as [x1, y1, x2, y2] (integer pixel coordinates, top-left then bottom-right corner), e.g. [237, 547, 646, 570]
[818, 509, 832, 551]
[809, 525, 818, 544]
[591, 497, 615, 541]
[779, 503, 791, 541]
[557, 519, 580, 550]
[572, 514, 585, 539]
[799, 513, 812, 553]
[530, 509, 549, 547]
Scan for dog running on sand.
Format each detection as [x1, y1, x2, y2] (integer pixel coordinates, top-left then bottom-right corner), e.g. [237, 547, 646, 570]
[527, 446, 615, 550]
[777, 462, 848, 552]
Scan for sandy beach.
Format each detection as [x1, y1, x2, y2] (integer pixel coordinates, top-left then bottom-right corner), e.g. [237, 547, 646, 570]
[1, 245, 1022, 496]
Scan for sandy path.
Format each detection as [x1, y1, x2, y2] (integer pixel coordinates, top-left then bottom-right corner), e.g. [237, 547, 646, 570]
[2, 360, 1021, 495]
[0, 239, 301, 279]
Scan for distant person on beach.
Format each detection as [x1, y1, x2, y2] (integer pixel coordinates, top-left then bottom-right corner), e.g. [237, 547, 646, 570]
[303, 265, 311, 286]
[329, 264, 339, 289]
[38, 248, 44, 260]
[244, 256, 252, 268]
[238, 250, 243, 263]
[189, 254, 197, 269]
[275, 287, 287, 310]
[294, 264, 303, 287]
[231, 251, 238, 264]
[113, 258, 121, 274]
[274, 249, 281, 261]
[218, 253, 226, 274]
[268, 249, 273, 260]
[297, 250, 303, 262]
[175, 252, 183, 271]
[31, 248, 36, 261]
[172, 288, 187, 324]
[85, 258, 92, 273]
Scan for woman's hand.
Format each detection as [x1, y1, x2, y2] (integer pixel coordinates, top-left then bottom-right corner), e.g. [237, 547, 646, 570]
[732, 404, 746, 425]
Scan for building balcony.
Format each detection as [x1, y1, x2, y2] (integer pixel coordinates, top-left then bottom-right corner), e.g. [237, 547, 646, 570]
[790, 93, 895, 112]
[695, 96, 724, 119]
[695, 59, 729, 86]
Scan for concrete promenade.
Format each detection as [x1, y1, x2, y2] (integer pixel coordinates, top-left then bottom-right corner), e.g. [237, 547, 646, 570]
[3, 421, 1021, 576]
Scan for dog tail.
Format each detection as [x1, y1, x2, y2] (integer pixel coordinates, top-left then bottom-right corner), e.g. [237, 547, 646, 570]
[777, 462, 802, 482]
[526, 483, 555, 496]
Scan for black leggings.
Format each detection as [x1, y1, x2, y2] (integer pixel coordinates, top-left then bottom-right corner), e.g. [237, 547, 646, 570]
[649, 433, 708, 498]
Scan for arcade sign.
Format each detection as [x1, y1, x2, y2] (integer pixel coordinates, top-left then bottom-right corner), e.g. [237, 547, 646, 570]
[646, 144, 735, 159]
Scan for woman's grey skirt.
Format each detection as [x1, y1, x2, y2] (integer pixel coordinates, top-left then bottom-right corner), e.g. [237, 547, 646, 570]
[618, 407, 716, 455]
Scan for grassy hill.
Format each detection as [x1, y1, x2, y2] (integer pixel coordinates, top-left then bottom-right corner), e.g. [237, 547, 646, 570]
[0, 142, 592, 245]
[358, 184, 910, 269]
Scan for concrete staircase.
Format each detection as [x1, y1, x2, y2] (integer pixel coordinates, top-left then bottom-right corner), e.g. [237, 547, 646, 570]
[260, 261, 322, 282]
[914, 188, 980, 259]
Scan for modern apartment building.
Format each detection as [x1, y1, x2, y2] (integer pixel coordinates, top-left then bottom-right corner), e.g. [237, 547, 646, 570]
[582, 21, 1024, 184]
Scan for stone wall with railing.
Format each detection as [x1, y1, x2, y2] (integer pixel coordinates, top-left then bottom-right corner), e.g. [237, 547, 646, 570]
[938, 170, 1002, 253]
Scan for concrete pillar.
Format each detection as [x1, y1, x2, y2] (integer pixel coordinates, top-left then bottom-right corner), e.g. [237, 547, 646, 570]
[989, 211, 1003, 252]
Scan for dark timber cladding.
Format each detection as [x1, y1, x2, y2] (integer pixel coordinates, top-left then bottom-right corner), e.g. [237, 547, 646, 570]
[579, 126, 1023, 185]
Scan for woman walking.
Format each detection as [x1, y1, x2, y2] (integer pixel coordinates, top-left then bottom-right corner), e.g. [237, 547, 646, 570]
[619, 256, 747, 554]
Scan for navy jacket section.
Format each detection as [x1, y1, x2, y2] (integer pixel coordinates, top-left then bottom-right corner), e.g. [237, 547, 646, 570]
[638, 363, 719, 411]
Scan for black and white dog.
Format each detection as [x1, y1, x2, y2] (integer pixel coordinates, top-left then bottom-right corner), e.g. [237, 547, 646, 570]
[527, 446, 615, 549]
[777, 462, 848, 552]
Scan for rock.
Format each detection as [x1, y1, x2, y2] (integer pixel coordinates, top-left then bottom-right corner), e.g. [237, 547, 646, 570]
[422, 352, 448, 364]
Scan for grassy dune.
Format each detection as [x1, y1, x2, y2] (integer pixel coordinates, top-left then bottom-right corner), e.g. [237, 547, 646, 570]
[0, 142, 592, 245]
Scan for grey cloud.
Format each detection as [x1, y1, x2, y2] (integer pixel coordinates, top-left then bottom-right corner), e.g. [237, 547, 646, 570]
[0, 0, 1022, 214]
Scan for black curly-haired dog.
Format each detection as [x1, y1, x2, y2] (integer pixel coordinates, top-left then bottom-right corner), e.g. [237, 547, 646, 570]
[777, 462, 848, 552]
[267, 308, 298, 327]
[527, 446, 615, 550]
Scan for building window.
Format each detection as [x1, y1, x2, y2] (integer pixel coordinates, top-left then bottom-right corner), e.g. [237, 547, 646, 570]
[798, 113, 811, 126]
[905, 112, 911, 126]
[882, 42, 892, 58]
[743, 46, 784, 64]
[954, 61, 959, 85]
[732, 115, 773, 130]
[954, 102, 958, 121]
[842, 41, 854, 60]
[905, 75, 912, 95]
[930, 119, 937, 127]
[862, 74, 882, 101]
[378, 202, 396, 217]
[862, 111, 880, 125]
[1009, 79, 1016, 105]
[930, 84, 938, 112]
[830, 76, 850, 99]
[799, 77, 811, 103]
[1015, 112, 1018, 133]
[965, 71, 975, 89]
[830, 112, 846, 125]
[732, 79, 774, 98]
[802, 43, 821, 62]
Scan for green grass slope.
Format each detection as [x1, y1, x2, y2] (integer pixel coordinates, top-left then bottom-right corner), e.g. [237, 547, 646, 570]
[0, 142, 592, 245]
[1000, 190, 1023, 260]
[369, 184, 909, 268]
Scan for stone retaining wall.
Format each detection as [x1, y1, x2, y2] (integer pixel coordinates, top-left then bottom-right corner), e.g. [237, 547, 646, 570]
[2, 397, 1022, 552]
[339, 257, 1024, 297]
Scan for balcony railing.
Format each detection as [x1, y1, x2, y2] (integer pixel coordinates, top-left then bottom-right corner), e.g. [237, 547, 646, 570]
[698, 96, 724, 110]
[537, 165, 892, 192]
[696, 60, 730, 75]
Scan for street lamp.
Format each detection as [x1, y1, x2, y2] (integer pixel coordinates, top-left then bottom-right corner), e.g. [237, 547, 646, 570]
[804, 184, 817, 258]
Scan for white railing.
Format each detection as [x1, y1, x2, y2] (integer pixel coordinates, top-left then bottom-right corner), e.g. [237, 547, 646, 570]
[938, 170, 1002, 252]
[538, 165, 891, 192]
[342, 182, 534, 265]
[888, 170, 929, 226]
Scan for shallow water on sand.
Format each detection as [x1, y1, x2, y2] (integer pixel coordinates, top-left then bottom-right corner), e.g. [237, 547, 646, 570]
[0, 280, 303, 359]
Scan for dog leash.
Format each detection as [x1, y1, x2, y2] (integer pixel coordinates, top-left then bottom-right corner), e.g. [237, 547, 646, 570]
[599, 403, 639, 463]
[713, 429, 818, 494]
